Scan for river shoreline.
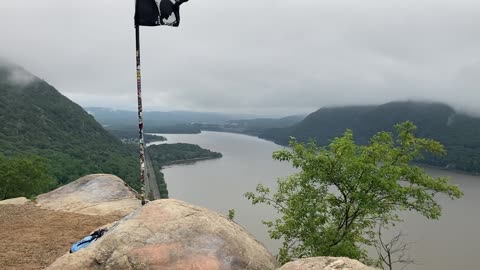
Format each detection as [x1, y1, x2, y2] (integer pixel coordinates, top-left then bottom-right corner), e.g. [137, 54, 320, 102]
[197, 130, 480, 178]
[151, 128, 480, 177]
[161, 155, 223, 167]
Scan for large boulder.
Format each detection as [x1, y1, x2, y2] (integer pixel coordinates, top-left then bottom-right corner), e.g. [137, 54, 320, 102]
[278, 257, 375, 270]
[0, 197, 29, 205]
[36, 174, 141, 216]
[47, 199, 276, 270]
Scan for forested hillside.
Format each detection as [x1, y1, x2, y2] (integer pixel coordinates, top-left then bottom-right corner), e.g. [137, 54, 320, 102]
[0, 61, 141, 191]
[261, 101, 480, 173]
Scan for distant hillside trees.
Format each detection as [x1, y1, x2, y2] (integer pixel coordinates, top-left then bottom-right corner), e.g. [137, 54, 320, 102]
[260, 101, 480, 174]
[246, 122, 463, 266]
[0, 155, 56, 200]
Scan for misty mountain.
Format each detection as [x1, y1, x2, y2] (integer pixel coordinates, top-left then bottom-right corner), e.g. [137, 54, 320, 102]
[219, 115, 306, 136]
[85, 107, 257, 128]
[261, 101, 480, 173]
[0, 61, 141, 189]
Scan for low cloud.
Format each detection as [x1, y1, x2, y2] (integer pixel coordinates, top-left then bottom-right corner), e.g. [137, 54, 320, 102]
[1, 0, 479, 116]
[0, 59, 38, 86]
[8, 68, 37, 86]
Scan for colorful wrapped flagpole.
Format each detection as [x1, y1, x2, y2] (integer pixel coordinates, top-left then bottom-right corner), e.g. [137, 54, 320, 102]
[134, 0, 190, 205]
[135, 24, 146, 205]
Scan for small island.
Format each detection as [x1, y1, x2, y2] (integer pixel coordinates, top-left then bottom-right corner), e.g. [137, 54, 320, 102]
[144, 134, 167, 143]
[147, 143, 222, 166]
[109, 129, 167, 144]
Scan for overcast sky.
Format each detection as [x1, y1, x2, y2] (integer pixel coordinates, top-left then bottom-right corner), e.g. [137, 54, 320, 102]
[1, 0, 479, 116]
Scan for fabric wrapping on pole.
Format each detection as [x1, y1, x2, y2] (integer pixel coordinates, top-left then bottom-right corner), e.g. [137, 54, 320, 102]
[135, 25, 146, 205]
[135, 0, 189, 27]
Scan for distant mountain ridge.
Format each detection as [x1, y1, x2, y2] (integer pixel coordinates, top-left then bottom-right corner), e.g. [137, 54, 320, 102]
[86, 107, 257, 128]
[219, 115, 306, 136]
[0, 61, 140, 189]
[86, 107, 304, 137]
[261, 101, 480, 173]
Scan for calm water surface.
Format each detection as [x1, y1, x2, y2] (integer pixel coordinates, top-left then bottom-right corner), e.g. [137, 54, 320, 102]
[150, 131, 480, 270]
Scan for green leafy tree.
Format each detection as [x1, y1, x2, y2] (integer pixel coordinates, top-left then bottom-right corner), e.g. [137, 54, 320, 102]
[245, 121, 463, 265]
[0, 155, 56, 200]
[228, 209, 236, 220]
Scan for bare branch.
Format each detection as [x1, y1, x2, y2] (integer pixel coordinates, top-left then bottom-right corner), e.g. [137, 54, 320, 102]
[375, 224, 416, 270]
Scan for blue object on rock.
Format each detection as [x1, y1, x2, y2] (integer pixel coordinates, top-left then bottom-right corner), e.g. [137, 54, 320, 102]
[69, 228, 108, 253]
[70, 236, 96, 253]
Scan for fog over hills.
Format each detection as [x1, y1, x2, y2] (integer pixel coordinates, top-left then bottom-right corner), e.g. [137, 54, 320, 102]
[2, 1, 480, 115]
[85, 107, 258, 127]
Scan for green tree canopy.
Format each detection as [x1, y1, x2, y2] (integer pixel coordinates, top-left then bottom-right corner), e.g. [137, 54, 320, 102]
[245, 121, 463, 265]
[0, 155, 56, 200]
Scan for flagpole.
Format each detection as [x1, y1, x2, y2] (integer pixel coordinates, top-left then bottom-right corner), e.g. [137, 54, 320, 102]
[135, 24, 146, 205]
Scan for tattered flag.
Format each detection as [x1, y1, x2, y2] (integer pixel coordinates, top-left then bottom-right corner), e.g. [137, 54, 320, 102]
[135, 0, 189, 27]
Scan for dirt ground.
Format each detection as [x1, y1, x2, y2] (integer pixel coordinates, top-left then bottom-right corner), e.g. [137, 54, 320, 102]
[0, 204, 121, 270]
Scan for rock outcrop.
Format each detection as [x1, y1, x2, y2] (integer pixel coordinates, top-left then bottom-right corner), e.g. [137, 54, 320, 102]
[0, 197, 29, 205]
[278, 257, 375, 270]
[47, 199, 276, 270]
[36, 174, 371, 270]
[36, 174, 141, 216]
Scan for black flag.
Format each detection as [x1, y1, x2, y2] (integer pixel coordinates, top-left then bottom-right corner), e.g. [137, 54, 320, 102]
[135, 0, 189, 27]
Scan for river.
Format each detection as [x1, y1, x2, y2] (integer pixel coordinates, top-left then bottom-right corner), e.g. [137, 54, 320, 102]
[150, 131, 480, 270]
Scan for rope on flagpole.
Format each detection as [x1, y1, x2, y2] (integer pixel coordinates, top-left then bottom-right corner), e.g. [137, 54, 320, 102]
[135, 24, 146, 206]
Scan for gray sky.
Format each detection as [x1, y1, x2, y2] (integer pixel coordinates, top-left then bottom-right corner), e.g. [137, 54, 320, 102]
[1, 0, 479, 116]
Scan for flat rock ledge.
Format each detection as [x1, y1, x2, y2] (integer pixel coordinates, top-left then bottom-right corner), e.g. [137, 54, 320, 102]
[0, 197, 30, 205]
[36, 174, 141, 216]
[47, 199, 277, 270]
[278, 257, 376, 270]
